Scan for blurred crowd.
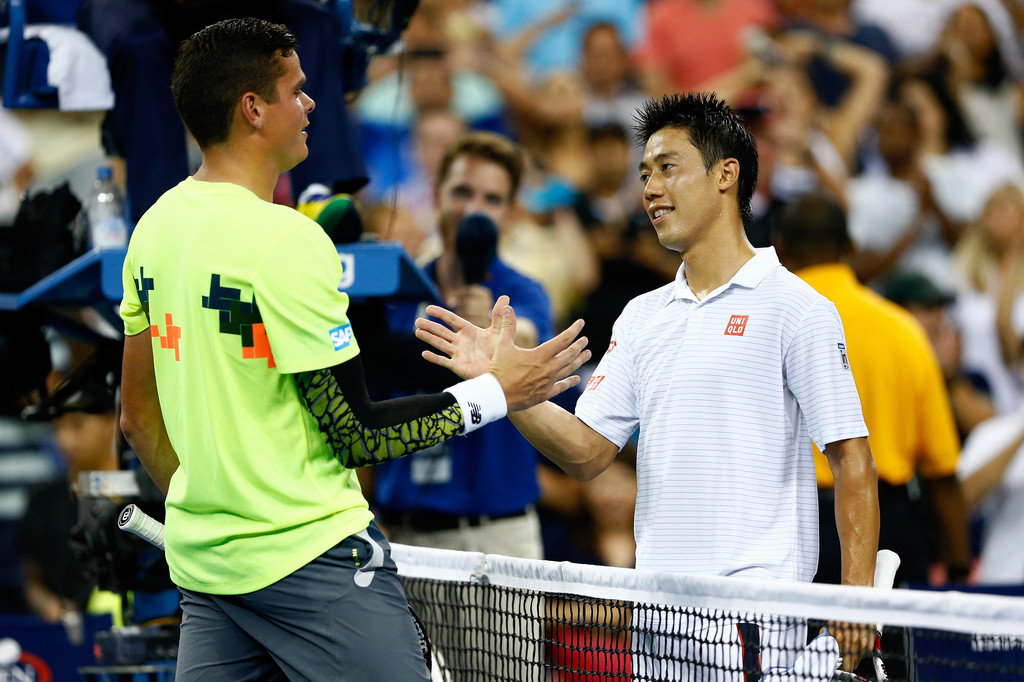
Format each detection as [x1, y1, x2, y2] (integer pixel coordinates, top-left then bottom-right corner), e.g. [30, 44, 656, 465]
[3, 0, 1024, 626]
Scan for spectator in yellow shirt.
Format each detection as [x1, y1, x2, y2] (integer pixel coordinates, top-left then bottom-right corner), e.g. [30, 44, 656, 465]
[774, 191, 971, 586]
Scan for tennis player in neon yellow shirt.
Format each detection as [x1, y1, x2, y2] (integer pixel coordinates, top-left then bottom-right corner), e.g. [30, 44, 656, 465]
[118, 17, 589, 681]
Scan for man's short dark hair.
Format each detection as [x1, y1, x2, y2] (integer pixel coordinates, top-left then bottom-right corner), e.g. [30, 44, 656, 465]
[437, 131, 525, 201]
[634, 93, 759, 224]
[773, 191, 851, 262]
[172, 18, 299, 149]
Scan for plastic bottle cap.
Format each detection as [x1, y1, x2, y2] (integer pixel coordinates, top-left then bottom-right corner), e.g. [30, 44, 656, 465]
[97, 166, 113, 181]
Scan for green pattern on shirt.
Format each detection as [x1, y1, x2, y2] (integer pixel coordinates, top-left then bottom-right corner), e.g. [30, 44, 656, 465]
[297, 369, 464, 468]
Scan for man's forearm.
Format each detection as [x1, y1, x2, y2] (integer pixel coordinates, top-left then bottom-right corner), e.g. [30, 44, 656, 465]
[121, 332, 179, 495]
[298, 368, 465, 469]
[508, 402, 618, 481]
[826, 438, 879, 586]
[122, 415, 179, 495]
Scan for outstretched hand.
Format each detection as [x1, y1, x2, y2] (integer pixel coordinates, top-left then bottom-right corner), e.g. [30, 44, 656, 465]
[415, 295, 508, 380]
[415, 295, 591, 411]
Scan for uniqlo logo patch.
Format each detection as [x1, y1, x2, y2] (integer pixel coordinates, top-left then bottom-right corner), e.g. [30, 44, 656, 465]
[725, 315, 748, 336]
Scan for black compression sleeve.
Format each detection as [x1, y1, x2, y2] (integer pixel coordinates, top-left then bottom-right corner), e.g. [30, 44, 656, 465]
[295, 354, 464, 468]
[329, 353, 456, 428]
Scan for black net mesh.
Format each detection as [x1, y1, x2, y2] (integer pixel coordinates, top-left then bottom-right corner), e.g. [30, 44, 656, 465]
[400, 575, 1024, 682]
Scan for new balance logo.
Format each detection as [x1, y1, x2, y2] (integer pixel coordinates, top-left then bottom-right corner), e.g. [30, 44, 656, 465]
[725, 315, 749, 336]
[469, 402, 482, 425]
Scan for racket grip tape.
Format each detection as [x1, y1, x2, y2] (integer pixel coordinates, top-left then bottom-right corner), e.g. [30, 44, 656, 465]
[872, 550, 901, 682]
[873, 550, 900, 591]
[118, 503, 165, 551]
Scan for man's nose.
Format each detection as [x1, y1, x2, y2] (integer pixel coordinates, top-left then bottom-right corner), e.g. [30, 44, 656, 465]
[465, 197, 490, 215]
[643, 176, 663, 200]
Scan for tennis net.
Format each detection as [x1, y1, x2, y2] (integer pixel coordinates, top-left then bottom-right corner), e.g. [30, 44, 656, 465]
[391, 544, 1024, 682]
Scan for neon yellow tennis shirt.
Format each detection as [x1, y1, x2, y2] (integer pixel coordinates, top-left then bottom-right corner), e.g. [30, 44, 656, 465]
[121, 177, 373, 594]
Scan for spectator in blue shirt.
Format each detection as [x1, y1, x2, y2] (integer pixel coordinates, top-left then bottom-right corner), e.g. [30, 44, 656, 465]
[361, 131, 552, 560]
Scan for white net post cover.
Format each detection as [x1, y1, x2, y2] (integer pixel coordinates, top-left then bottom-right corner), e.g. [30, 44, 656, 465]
[392, 544, 1024, 682]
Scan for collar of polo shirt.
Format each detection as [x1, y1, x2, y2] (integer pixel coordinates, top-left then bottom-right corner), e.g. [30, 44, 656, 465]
[671, 247, 782, 303]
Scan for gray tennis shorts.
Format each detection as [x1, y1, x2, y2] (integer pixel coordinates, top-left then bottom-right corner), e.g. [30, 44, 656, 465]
[175, 521, 430, 681]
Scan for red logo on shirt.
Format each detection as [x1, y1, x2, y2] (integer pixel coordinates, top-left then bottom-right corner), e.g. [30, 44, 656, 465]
[586, 375, 605, 391]
[242, 322, 276, 368]
[150, 312, 182, 361]
[725, 315, 749, 336]
[606, 340, 617, 354]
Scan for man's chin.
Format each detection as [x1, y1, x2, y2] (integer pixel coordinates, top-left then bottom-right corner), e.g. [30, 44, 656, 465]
[282, 147, 310, 173]
[655, 230, 683, 253]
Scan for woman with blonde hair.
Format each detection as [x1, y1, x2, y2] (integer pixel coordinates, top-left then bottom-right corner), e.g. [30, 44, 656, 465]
[953, 181, 1024, 414]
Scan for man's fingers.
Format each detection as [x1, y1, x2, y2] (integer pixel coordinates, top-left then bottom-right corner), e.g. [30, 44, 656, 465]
[549, 337, 591, 378]
[839, 653, 862, 672]
[422, 304, 472, 331]
[547, 374, 583, 400]
[557, 336, 590, 362]
[496, 305, 517, 346]
[415, 318, 457, 344]
[489, 295, 510, 330]
[537, 318, 585, 357]
[830, 622, 873, 672]
[415, 328, 455, 357]
[536, 337, 591, 401]
[420, 350, 454, 371]
[558, 344, 592, 380]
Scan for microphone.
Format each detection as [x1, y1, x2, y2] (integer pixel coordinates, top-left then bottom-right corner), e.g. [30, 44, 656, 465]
[455, 213, 498, 285]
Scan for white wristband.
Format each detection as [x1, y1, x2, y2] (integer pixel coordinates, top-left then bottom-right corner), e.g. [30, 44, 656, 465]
[445, 373, 507, 435]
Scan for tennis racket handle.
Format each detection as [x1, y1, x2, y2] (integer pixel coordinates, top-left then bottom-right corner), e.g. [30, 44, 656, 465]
[874, 550, 900, 591]
[872, 550, 900, 682]
[118, 504, 165, 551]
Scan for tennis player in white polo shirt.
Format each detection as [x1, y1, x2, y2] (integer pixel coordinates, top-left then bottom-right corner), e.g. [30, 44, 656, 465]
[415, 92, 880, 679]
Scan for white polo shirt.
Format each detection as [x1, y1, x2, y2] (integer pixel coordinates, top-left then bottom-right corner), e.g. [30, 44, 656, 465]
[576, 247, 867, 582]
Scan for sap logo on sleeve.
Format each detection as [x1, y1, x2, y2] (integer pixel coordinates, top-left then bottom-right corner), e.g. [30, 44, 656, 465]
[724, 315, 748, 336]
[329, 323, 354, 351]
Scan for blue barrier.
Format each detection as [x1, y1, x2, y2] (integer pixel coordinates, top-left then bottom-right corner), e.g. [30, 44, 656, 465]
[0, 613, 112, 680]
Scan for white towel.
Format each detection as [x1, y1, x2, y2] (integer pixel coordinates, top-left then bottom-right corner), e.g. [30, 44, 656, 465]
[0, 24, 114, 111]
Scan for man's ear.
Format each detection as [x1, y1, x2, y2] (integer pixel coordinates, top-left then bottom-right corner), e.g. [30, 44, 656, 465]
[240, 92, 262, 129]
[718, 157, 740, 193]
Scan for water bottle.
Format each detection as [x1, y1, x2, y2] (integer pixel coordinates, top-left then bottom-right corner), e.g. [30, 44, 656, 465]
[84, 166, 128, 249]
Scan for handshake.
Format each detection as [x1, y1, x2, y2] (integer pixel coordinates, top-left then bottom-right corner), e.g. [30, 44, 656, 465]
[415, 295, 591, 413]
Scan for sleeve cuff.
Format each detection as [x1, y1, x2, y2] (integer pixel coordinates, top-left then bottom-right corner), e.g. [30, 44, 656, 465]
[445, 373, 508, 435]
